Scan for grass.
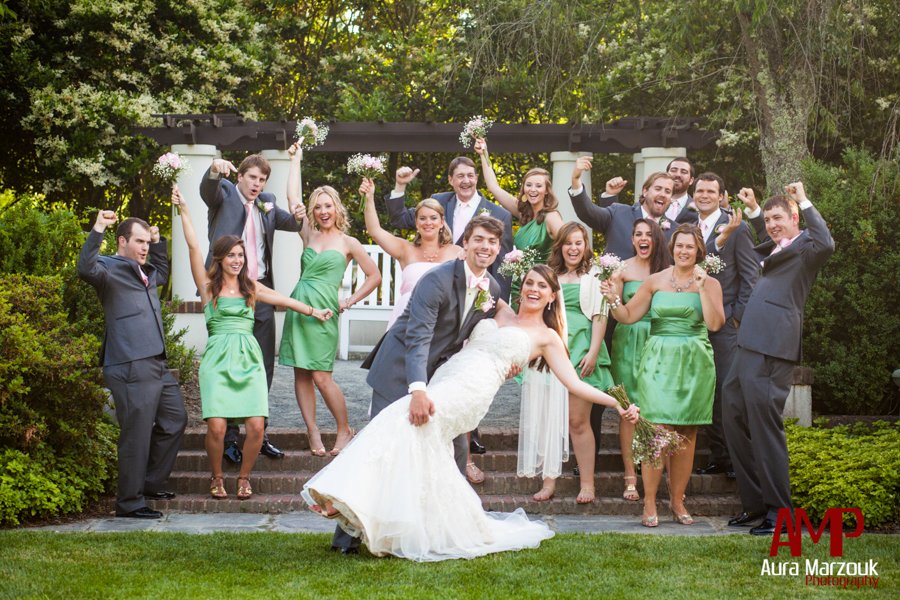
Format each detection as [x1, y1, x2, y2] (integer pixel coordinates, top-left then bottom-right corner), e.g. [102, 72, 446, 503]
[0, 530, 896, 599]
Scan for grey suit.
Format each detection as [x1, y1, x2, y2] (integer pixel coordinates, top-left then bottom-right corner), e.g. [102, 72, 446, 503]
[385, 190, 513, 301]
[333, 259, 500, 550]
[597, 193, 698, 224]
[704, 214, 758, 466]
[78, 230, 187, 514]
[722, 204, 834, 521]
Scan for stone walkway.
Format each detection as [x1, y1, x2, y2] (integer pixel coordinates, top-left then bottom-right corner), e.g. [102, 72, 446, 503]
[31, 512, 747, 536]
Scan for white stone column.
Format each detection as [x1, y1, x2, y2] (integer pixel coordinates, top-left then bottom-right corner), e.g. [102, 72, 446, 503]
[550, 151, 593, 225]
[634, 147, 686, 195]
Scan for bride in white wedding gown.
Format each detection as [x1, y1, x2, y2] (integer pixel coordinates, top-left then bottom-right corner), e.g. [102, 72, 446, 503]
[302, 265, 639, 561]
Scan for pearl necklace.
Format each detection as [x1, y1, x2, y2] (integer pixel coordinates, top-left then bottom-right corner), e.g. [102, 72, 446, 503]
[422, 248, 439, 262]
[669, 271, 693, 293]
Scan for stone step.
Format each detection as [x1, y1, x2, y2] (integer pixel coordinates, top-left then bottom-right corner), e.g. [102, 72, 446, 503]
[175, 448, 715, 474]
[178, 427, 716, 452]
[147, 493, 742, 517]
[166, 468, 736, 498]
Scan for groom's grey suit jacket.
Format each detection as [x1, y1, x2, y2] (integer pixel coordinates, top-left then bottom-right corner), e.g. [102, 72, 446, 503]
[385, 190, 513, 300]
[363, 259, 500, 411]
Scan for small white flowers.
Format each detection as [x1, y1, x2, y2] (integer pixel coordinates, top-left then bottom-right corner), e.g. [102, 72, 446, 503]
[459, 115, 493, 148]
[658, 217, 671, 230]
[593, 253, 626, 281]
[346, 153, 387, 180]
[699, 255, 726, 274]
[295, 117, 329, 149]
[498, 247, 538, 280]
[152, 152, 189, 183]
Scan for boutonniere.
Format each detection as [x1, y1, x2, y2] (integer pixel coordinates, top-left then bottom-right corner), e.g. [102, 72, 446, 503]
[474, 283, 494, 313]
[256, 199, 274, 214]
[658, 216, 671, 230]
[477, 207, 491, 216]
[715, 224, 725, 235]
[687, 201, 698, 212]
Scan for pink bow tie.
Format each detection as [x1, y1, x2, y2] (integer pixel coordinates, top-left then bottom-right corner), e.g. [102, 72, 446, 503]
[468, 274, 488, 290]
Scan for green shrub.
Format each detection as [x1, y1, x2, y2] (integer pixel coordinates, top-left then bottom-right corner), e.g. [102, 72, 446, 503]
[161, 297, 196, 384]
[787, 421, 900, 529]
[802, 149, 900, 414]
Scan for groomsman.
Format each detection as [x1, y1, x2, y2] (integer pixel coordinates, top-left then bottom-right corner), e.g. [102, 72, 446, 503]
[690, 173, 758, 478]
[200, 154, 304, 463]
[721, 182, 834, 535]
[385, 159, 514, 301]
[665, 157, 697, 223]
[78, 211, 187, 518]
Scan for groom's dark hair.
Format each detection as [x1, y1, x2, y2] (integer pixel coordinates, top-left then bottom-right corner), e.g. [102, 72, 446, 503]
[462, 214, 504, 242]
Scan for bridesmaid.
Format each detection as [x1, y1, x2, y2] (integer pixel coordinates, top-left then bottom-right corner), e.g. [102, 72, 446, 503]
[610, 218, 671, 503]
[172, 188, 332, 500]
[602, 224, 724, 527]
[542, 222, 615, 504]
[281, 143, 382, 457]
[359, 177, 461, 329]
[473, 137, 563, 307]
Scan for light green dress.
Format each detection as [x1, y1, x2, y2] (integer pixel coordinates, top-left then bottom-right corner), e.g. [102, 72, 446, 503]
[610, 280, 650, 404]
[279, 248, 345, 371]
[510, 217, 554, 309]
[199, 297, 268, 420]
[562, 282, 614, 390]
[635, 292, 715, 425]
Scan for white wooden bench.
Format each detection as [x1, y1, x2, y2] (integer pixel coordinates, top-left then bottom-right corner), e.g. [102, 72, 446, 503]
[338, 244, 402, 359]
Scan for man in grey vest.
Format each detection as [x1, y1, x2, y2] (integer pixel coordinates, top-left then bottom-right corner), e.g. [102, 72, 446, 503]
[78, 211, 187, 518]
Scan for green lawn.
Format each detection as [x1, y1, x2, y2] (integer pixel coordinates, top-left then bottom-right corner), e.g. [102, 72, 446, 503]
[0, 531, 895, 599]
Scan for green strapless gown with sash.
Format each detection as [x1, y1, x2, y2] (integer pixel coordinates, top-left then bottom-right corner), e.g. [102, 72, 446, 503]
[280, 248, 346, 371]
[562, 282, 614, 390]
[199, 297, 268, 420]
[610, 280, 651, 404]
[509, 217, 554, 309]
[635, 292, 715, 425]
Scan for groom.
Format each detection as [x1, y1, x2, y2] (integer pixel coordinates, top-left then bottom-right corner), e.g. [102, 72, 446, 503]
[331, 214, 508, 554]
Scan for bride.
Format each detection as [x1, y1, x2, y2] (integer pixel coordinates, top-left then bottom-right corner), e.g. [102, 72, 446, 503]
[302, 264, 640, 562]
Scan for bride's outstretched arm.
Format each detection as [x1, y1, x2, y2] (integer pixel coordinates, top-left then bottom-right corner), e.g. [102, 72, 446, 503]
[540, 333, 639, 422]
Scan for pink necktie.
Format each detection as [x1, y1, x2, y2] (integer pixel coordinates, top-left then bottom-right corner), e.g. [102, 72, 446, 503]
[700, 221, 709, 237]
[140, 270, 149, 287]
[770, 238, 791, 256]
[244, 203, 259, 281]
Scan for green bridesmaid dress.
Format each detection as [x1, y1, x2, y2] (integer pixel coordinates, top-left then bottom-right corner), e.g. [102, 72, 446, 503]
[199, 297, 268, 420]
[509, 216, 554, 309]
[610, 280, 651, 404]
[279, 248, 346, 371]
[562, 282, 614, 390]
[635, 292, 715, 425]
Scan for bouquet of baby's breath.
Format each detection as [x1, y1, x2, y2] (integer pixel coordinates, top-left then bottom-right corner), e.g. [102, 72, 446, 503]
[295, 117, 329, 149]
[699, 255, 726, 274]
[459, 115, 493, 148]
[607, 385, 686, 467]
[593, 253, 626, 280]
[346, 153, 387, 180]
[152, 152, 190, 214]
[498, 247, 539, 281]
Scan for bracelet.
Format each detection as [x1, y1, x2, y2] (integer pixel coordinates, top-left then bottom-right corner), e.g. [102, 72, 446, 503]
[307, 305, 314, 316]
[608, 295, 621, 310]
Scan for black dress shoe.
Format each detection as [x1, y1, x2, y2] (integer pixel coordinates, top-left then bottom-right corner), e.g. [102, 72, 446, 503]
[145, 491, 176, 500]
[695, 462, 731, 475]
[728, 511, 766, 526]
[573, 465, 580, 477]
[116, 507, 163, 519]
[224, 442, 243, 464]
[260, 440, 285, 459]
[339, 547, 359, 555]
[751, 518, 787, 536]
[726, 470, 736, 479]
[469, 439, 486, 455]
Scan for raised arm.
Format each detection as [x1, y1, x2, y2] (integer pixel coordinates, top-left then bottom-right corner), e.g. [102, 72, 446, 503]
[360, 178, 411, 264]
[255, 282, 333, 321]
[148, 226, 169, 288]
[340, 237, 382, 312]
[473, 138, 520, 217]
[595, 176, 629, 208]
[77, 210, 118, 288]
[601, 273, 654, 324]
[199, 159, 238, 209]
[385, 166, 420, 230]
[568, 156, 613, 232]
[172, 186, 210, 305]
[787, 181, 835, 269]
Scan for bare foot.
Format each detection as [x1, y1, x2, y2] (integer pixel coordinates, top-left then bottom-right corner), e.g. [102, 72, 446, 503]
[576, 486, 596, 504]
[307, 429, 326, 457]
[329, 427, 355, 456]
[533, 485, 555, 502]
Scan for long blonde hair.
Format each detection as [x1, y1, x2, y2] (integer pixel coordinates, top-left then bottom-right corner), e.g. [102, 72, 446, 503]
[308, 185, 349, 233]
[517, 168, 558, 225]
[412, 198, 453, 247]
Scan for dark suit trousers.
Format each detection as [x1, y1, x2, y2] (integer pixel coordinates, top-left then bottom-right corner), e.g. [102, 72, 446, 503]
[706, 321, 738, 466]
[225, 276, 275, 445]
[103, 357, 187, 513]
[331, 388, 469, 551]
[722, 347, 794, 521]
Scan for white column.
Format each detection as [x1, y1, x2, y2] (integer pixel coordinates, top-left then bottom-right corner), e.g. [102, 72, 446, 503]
[260, 149, 303, 298]
[634, 147, 686, 195]
[550, 151, 593, 225]
[171, 144, 218, 302]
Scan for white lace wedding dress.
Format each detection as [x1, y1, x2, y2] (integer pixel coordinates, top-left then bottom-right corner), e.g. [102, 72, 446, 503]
[301, 319, 554, 561]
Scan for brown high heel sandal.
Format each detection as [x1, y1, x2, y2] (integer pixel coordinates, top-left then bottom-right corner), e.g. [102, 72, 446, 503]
[465, 462, 485, 484]
[307, 431, 327, 457]
[236, 477, 252, 500]
[329, 428, 355, 456]
[623, 475, 640, 501]
[210, 475, 227, 499]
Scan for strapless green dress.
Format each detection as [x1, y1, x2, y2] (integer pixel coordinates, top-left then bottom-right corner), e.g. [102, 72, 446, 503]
[610, 281, 651, 404]
[635, 292, 715, 425]
[509, 217, 554, 309]
[279, 248, 346, 371]
[562, 282, 614, 390]
[199, 297, 268, 420]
